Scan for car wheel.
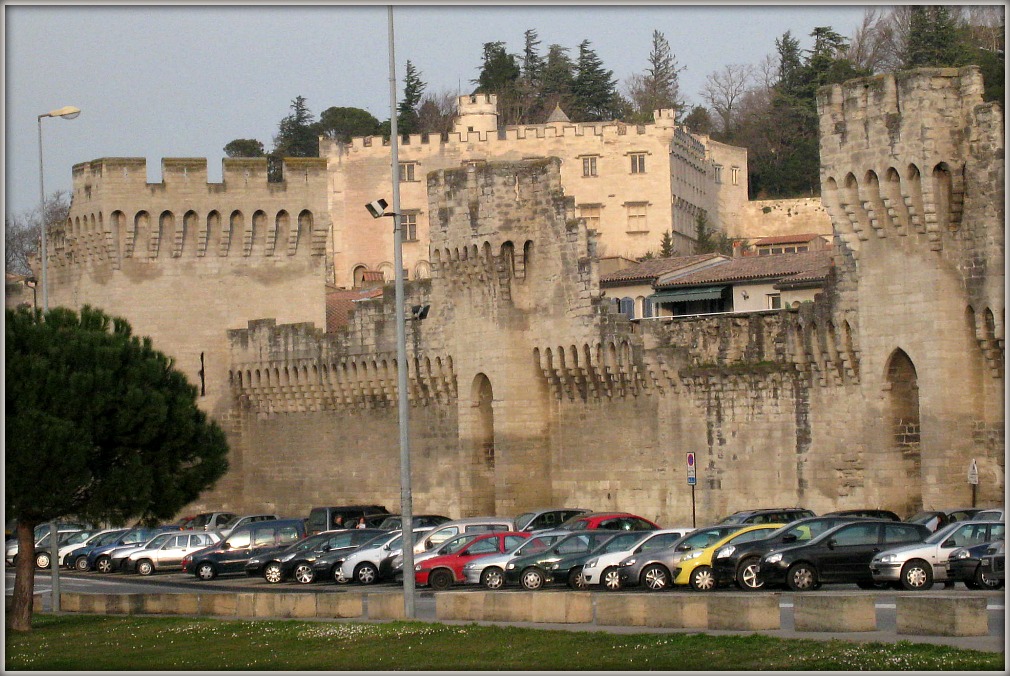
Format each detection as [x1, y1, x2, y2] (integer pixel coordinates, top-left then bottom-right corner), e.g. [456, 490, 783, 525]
[737, 558, 764, 590]
[74, 556, 90, 572]
[96, 556, 113, 574]
[481, 567, 505, 590]
[602, 566, 622, 591]
[294, 563, 315, 584]
[35, 553, 51, 569]
[975, 564, 1003, 590]
[900, 559, 933, 591]
[355, 562, 378, 585]
[566, 567, 588, 591]
[428, 569, 453, 591]
[641, 563, 670, 591]
[264, 562, 283, 584]
[520, 567, 544, 590]
[689, 565, 716, 591]
[136, 560, 155, 576]
[196, 562, 217, 581]
[333, 566, 349, 584]
[786, 563, 817, 591]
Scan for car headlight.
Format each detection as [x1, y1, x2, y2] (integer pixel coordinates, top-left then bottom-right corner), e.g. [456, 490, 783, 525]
[953, 550, 971, 560]
[622, 558, 637, 567]
[764, 553, 783, 565]
[550, 563, 560, 570]
[506, 562, 516, 570]
[682, 550, 703, 561]
[715, 546, 734, 559]
[876, 554, 897, 564]
[414, 564, 422, 571]
[584, 558, 598, 569]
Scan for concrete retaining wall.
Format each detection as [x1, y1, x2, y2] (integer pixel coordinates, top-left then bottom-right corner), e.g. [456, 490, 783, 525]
[51, 591, 991, 637]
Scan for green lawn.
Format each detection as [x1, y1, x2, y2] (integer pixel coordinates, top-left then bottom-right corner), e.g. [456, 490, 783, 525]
[5, 614, 1003, 671]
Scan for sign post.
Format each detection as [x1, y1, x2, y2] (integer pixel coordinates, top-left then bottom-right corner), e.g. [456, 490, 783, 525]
[968, 459, 979, 508]
[687, 452, 697, 528]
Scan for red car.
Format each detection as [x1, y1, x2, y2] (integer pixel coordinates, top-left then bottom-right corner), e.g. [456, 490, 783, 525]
[415, 531, 531, 590]
[557, 512, 661, 531]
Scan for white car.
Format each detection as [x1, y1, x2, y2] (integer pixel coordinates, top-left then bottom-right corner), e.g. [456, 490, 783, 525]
[582, 529, 693, 590]
[341, 528, 431, 585]
[972, 507, 1005, 522]
[5, 528, 84, 567]
[214, 514, 279, 538]
[410, 518, 516, 554]
[125, 531, 220, 575]
[870, 520, 1006, 589]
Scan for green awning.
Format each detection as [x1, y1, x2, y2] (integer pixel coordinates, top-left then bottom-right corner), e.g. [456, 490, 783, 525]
[649, 286, 726, 303]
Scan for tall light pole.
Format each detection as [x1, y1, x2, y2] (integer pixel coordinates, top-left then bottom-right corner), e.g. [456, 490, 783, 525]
[37, 104, 80, 613]
[38, 105, 80, 312]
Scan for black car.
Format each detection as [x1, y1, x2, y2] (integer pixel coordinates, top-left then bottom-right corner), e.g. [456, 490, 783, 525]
[947, 540, 1005, 590]
[711, 516, 863, 590]
[825, 509, 902, 521]
[183, 518, 306, 580]
[504, 531, 622, 589]
[246, 528, 385, 583]
[716, 508, 816, 525]
[756, 519, 931, 590]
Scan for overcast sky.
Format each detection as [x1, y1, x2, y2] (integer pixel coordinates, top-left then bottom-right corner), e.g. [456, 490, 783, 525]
[4, 2, 885, 216]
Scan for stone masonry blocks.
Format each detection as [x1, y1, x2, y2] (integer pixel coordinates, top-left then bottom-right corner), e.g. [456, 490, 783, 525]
[896, 596, 988, 636]
[706, 594, 780, 631]
[366, 592, 407, 620]
[316, 593, 365, 618]
[793, 593, 877, 632]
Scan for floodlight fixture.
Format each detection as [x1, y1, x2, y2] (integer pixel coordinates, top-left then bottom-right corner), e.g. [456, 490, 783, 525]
[366, 198, 390, 219]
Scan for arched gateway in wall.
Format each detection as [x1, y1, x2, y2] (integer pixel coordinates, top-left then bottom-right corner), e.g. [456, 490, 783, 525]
[885, 348, 922, 514]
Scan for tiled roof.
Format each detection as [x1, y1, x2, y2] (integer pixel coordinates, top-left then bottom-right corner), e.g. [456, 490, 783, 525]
[326, 286, 383, 332]
[599, 253, 727, 286]
[752, 233, 829, 246]
[656, 250, 834, 288]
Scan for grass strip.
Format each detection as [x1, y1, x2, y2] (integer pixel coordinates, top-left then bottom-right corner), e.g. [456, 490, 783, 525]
[5, 614, 1003, 671]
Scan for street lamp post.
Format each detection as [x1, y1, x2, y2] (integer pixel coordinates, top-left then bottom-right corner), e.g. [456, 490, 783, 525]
[37, 104, 80, 613]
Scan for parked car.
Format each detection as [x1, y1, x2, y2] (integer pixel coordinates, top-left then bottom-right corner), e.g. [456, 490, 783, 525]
[756, 520, 931, 591]
[674, 524, 785, 591]
[870, 520, 1006, 590]
[182, 518, 306, 580]
[556, 512, 660, 532]
[214, 514, 279, 538]
[186, 512, 237, 531]
[337, 528, 431, 585]
[578, 529, 693, 591]
[59, 528, 126, 567]
[514, 508, 590, 532]
[971, 507, 1005, 522]
[905, 509, 979, 532]
[825, 509, 902, 521]
[947, 540, 1005, 590]
[86, 527, 173, 573]
[249, 528, 385, 583]
[711, 516, 865, 590]
[503, 531, 627, 590]
[716, 508, 815, 525]
[124, 531, 220, 575]
[374, 515, 451, 531]
[408, 518, 516, 554]
[6, 527, 85, 567]
[67, 529, 131, 570]
[415, 531, 531, 590]
[461, 531, 570, 589]
[978, 540, 1004, 584]
[103, 527, 185, 572]
[29, 528, 107, 569]
[306, 505, 389, 535]
[618, 525, 744, 591]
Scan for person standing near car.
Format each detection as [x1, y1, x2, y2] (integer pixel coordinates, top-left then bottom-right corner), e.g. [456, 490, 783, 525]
[333, 515, 344, 529]
[356, 517, 366, 529]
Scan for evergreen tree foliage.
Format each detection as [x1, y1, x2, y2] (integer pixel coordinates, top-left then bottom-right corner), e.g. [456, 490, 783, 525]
[316, 107, 381, 143]
[659, 230, 676, 258]
[694, 212, 735, 255]
[572, 40, 621, 121]
[540, 44, 577, 116]
[5, 305, 229, 630]
[904, 5, 965, 68]
[397, 61, 427, 136]
[474, 41, 523, 126]
[520, 29, 547, 122]
[273, 96, 318, 158]
[223, 139, 265, 157]
[626, 30, 683, 123]
[681, 105, 713, 135]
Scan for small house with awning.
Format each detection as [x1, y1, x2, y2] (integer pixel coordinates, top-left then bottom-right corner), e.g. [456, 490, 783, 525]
[598, 253, 728, 320]
[650, 249, 834, 317]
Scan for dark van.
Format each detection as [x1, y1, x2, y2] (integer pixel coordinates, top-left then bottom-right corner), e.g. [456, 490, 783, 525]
[182, 518, 305, 580]
[307, 505, 389, 535]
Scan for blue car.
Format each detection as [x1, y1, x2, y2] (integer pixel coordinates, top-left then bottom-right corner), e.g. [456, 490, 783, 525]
[84, 527, 176, 573]
[67, 529, 130, 570]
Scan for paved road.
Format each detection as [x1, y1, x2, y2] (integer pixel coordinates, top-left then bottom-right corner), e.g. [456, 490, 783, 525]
[8, 568, 1005, 653]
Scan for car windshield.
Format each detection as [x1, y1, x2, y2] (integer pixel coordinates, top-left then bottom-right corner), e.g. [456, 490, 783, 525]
[594, 533, 642, 553]
[145, 533, 174, 548]
[440, 534, 480, 555]
[779, 519, 840, 542]
[64, 531, 93, 545]
[923, 522, 965, 544]
[514, 513, 535, 531]
[97, 531, 126, 546]
[515, 535, 560, 555]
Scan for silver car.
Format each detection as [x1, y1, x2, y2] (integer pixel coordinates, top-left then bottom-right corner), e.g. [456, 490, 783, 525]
[870, 520, 1006, 589]
[125, 531, 220, 575]
[462, 531, 569, 588]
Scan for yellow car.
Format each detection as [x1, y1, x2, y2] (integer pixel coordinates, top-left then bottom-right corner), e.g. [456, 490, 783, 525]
[673, 524, 784, 591]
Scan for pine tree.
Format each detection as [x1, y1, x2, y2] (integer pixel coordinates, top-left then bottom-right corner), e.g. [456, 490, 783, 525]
[474, 41, 522, 126]
[572, 39, 620, 121]
[541, 44, 577, 116]
[659, 230, 676, 258]
[904, 6, 965, 68]
[273, 96, 318, 158]
[397, 60, 426, 136]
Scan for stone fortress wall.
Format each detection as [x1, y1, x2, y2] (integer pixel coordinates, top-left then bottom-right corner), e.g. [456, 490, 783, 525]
[49, 68, 1003, 524]
[322, 94, 749, 288]
[735, 198, 832, 240]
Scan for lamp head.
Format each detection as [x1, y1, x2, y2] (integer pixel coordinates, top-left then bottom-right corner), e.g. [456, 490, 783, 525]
[365, 199, 389, 219]
[45, 106, 81, 120]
